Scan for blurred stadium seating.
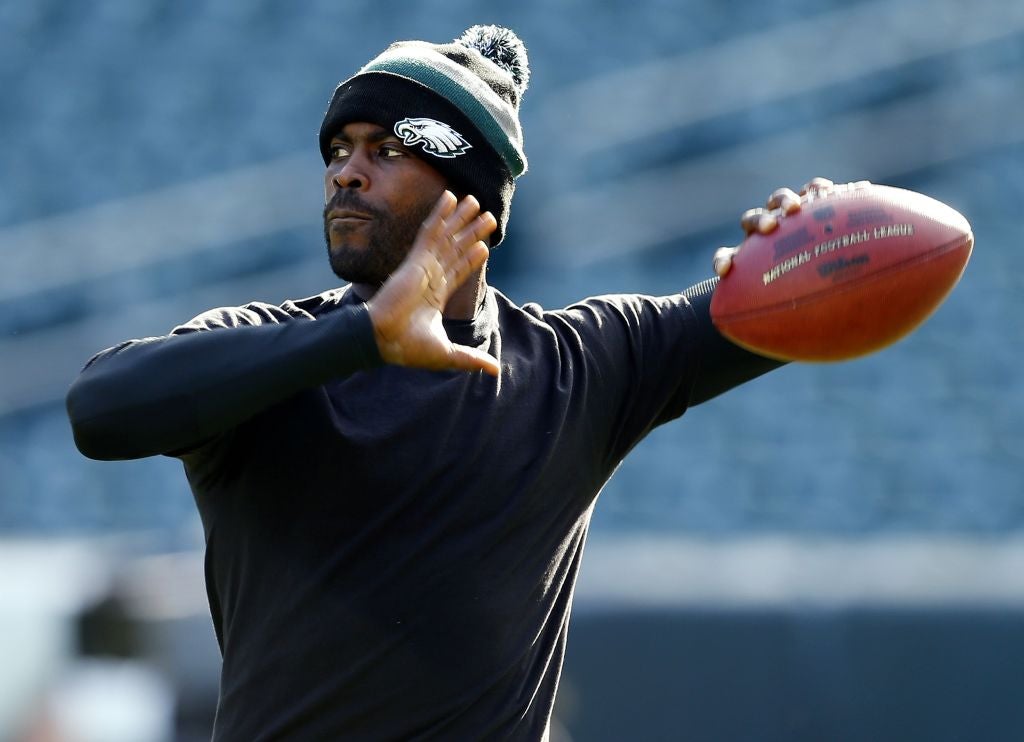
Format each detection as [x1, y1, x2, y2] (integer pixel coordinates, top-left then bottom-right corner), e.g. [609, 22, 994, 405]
[0, 0, 1021, 739]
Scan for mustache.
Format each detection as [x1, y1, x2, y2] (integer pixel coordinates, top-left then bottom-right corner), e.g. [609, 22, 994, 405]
[323, 191, 383, 220]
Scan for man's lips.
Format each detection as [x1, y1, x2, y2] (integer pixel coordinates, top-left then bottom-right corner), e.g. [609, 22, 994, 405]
[327, 209, 372, 223]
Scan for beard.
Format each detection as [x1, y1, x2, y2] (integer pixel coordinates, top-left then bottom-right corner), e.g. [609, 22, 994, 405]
[323, 190, 435, 286]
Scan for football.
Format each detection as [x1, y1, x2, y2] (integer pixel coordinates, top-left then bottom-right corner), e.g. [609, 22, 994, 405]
[709, 181, 973, 362]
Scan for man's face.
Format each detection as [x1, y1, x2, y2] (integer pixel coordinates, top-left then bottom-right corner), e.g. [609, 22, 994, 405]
[323, 122, 448, 287]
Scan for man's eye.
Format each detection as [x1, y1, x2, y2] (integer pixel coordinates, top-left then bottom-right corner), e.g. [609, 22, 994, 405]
[380, 145, 405, 159]
[329, 144, 350, 159]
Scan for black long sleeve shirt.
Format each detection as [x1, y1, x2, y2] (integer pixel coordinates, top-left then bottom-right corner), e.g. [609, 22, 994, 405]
[67, 279, 781, 741]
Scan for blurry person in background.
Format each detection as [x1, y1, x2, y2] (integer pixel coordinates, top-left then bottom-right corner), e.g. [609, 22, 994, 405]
[66, 25, 813, 741]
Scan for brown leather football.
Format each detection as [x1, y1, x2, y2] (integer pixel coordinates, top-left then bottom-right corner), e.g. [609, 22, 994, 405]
[710, 182, 973, 362]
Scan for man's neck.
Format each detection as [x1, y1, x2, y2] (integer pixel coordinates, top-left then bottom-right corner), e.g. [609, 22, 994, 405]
[351, 266, 487, 321]
[442, 268, 488, 319]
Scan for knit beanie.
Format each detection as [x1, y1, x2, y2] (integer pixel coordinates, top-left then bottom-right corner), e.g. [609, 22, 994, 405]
[318, 25, 529, 246]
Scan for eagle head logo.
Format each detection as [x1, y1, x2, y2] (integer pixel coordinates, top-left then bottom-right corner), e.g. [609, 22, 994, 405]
[394, 117, 473, 159]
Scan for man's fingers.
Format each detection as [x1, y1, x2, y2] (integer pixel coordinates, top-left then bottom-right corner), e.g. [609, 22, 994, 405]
[436, 211, 495, 284]
[447, 343, 500, 377]
[450, 211, 497, 247]
[726, 180, 842, 276]
[429, 190, 459, 224]
[414, 190, 459, 249]
[800, 177, 834, 196]
[758, 212, 778, 233]
[713, 246, 738, 277]
[740, 208, 763, 234]
[741, 208, 777, 235]
[452, 240, 489, 281]
[408, 203, 493, 316]
[444, 194, 483, 236]
[413, 194, 490, 270]
[767, 187, 801, 214]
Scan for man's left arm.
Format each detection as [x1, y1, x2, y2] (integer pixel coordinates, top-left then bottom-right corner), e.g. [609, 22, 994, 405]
[681, 276, 786, 406]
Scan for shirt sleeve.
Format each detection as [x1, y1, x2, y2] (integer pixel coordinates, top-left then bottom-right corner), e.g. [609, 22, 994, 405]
[541, 291, 700, 467]
[543, 277, 785, 467]
[682, 276, 787, 405]
[66, 302, 382, 461]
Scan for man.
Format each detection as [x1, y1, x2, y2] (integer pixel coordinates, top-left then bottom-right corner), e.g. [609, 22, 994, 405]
[68, 25, 815, 741]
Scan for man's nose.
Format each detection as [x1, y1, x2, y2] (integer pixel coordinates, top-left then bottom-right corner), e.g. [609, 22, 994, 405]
[331, 157, 369, 191]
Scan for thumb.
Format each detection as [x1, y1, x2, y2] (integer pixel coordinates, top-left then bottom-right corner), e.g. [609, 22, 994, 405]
[447, 344, 500, 377]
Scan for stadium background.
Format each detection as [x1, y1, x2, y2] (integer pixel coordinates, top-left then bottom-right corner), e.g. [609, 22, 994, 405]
[1, 0, 1022, 739]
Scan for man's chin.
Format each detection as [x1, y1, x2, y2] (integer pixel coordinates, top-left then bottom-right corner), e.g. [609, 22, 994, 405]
[329, 264, 376, 286]
[324, 222, 415, 286]
[327, 253, 386, 287]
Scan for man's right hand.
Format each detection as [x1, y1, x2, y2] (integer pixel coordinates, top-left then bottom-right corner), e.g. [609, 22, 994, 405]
[366, 191, 500, 376]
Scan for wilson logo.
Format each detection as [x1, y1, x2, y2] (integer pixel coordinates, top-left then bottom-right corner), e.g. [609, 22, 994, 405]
[394, 117, 473, 159]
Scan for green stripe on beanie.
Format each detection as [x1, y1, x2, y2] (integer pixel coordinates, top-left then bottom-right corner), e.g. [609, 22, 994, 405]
[362, 52, 526, 176]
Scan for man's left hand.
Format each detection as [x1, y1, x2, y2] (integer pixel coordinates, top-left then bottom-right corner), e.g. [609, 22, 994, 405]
[713, 177, 835, 277]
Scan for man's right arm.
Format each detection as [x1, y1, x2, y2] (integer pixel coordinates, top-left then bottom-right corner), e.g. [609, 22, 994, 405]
[68, 190, 497, 461]
[66, 304, 381, 461]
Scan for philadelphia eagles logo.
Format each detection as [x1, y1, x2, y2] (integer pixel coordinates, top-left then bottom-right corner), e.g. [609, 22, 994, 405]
[394, 117, 473, 159]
